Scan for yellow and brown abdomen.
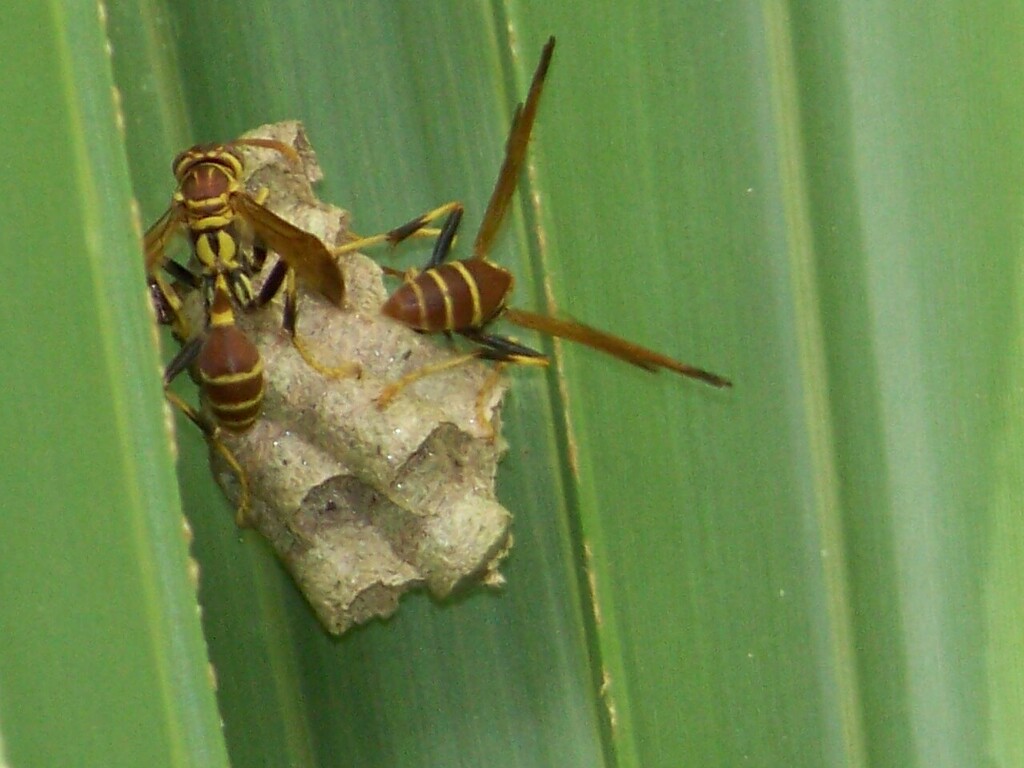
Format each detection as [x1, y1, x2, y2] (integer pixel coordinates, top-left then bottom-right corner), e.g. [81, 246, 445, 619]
[196, 326, 265, 432]
[382, 260, 513, 332]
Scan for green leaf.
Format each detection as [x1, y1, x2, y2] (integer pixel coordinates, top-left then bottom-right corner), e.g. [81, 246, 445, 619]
[0, 3, 227, 767]
[88, 1, 1024, 767]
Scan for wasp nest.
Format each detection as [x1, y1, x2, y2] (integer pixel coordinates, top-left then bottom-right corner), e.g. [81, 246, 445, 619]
[199, 121, 511, 635]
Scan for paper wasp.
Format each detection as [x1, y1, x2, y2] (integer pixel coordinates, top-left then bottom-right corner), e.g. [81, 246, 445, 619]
[145, 138, 354, 523]
[373, 37, 730, 415]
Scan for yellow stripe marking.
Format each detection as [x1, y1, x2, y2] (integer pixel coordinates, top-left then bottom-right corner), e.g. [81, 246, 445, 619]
[208, 305, 235, 328]
[408, 278, 428, 329]
[199, 361, 265, 387]
[425, 269, 454, 329]
[450, 261, 482, 327]
[189, 213, 233, 230]
[209, 274, 239, 328]
[211, 391, 264, 413]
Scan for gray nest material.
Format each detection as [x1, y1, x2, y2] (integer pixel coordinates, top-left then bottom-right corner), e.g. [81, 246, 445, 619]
[202, 121, 512, 635]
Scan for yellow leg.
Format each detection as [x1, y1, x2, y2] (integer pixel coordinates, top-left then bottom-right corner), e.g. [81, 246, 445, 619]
[376, 344, 546, 431]
[333, 201, 462, 257]
[291, 333, 361, 379]
[165, 390, 252, 527]
[334, 227, 443, 257]
[281, 268, 361, 379]
[474, 363, 506, 441]
[151, 271, 192, 341]
[375, 352, 481, 409]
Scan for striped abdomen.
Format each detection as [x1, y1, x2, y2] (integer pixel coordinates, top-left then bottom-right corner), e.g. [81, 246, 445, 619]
[382, 259, 513, 332]
[196, 325, 265, 432]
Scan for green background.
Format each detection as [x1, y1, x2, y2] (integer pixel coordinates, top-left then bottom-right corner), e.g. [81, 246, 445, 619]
[0, 1, 1020, 766]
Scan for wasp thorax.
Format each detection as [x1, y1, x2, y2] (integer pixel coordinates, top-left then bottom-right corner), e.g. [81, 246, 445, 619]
[178, 164, 238, 211]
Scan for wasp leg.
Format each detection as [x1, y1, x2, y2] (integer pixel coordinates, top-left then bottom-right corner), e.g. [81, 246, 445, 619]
[423, 204, 462, 269]
[375, 353, 509, 441]
[280, 268, 361, 379]
[463, 332, 548, 438]
[164, 334, 204, 386]
[151, 254, 203, 344]
[374, 351, 482, 410]
[374, 329, 547, 435]
[162, 258, 203, 290]
[165, 391, 252, 527]
[462, 330, 548, 364]
[248, 249, 360, 379]
[333, 201, 463, 259]
[163, 340, 252, 527]
[149, 274, 181, 327]
[473, 363, 506, 442]
[149, 264, 199, 341]
[253, 258, 288, 307]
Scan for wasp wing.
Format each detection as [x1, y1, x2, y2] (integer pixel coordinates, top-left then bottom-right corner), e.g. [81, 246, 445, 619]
[473, 37, 556, 261]
[233, 192, 344, 305]
[504, 307, 732, 387]
[143, 203, 185, 274]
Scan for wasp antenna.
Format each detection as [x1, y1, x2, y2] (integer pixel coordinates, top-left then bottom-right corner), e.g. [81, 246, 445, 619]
[232, 137, 302, 165]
